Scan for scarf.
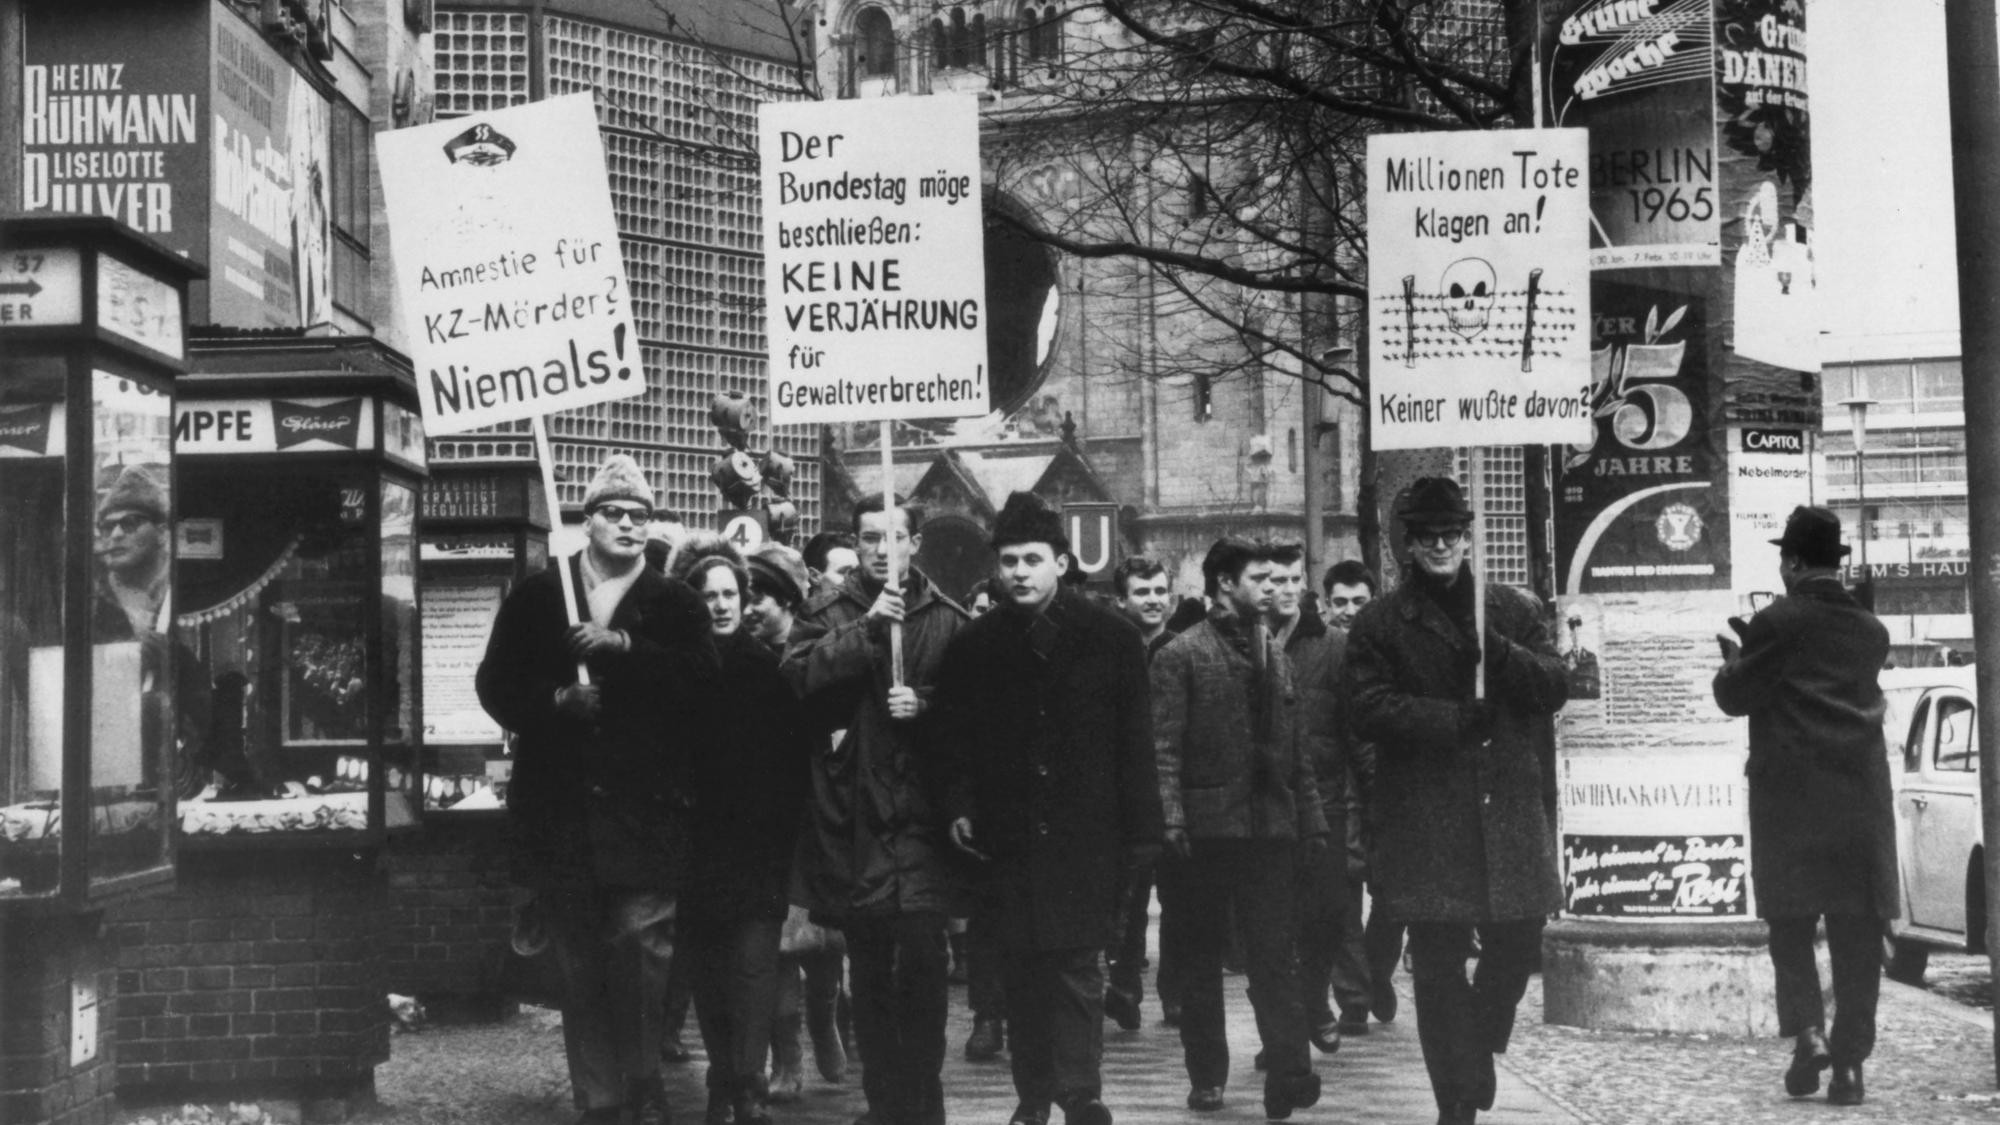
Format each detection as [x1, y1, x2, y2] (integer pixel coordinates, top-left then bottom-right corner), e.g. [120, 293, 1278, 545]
[579, 549, 643, 626]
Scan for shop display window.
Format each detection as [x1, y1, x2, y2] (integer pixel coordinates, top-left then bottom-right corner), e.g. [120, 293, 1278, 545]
[0, 367, 177, 896]
[172, 465, 420, 838]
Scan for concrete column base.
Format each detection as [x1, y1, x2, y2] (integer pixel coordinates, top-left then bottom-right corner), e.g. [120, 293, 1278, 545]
[1542, 917, 1784, 1036]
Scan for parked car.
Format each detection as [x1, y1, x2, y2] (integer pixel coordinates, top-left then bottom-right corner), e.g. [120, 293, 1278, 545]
[1878, 666, 1983, 984]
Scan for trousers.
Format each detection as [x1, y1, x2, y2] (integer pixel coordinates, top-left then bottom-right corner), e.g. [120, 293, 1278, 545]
[687, 913, 783, 1094]
[1405, 918, 1542, 1112]
[546, 887, 677, 1111]
[1001, 946, 1104, 1110]
[1293, 842, 1348, 1028]
[1768, 913, 1882, 1064]
[848, 912, 951, 1125]
[1167, 839, 1311, 1087]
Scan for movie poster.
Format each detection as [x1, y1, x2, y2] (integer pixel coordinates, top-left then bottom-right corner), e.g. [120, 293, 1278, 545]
[1556, 281, 1727, 595]
[1541, 0, 1720, 269]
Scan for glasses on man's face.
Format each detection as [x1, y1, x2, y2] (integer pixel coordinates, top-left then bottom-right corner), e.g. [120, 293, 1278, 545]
[857, 531, 910, 548]
[1411, 528, 1467, 549]
[591, 504, 653, 527]
[96, 513, 157, 537]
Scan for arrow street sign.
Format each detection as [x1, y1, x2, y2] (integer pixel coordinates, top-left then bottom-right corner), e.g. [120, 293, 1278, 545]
[0, 247, 81, 327]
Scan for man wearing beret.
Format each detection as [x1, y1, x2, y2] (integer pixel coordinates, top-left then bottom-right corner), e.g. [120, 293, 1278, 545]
[1714, 505, 1897, 1106]
[933, 492, 1161, 1125]
[1341, 477, 1568, 1125]
[478, 454, 720, 1125]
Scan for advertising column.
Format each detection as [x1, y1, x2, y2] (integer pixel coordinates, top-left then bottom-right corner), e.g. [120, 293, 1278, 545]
[1539, 0, 1816, 1034]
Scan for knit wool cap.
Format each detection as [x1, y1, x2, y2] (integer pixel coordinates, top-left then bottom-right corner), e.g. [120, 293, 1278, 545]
[746, 542, 812, 607]
[98, 463, 168, 522]
[583, 454, 653, 510]
[990, 491, 1068, 552]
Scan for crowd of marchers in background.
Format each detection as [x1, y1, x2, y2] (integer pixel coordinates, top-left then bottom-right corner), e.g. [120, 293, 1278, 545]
[475, 453, 1898, 1125]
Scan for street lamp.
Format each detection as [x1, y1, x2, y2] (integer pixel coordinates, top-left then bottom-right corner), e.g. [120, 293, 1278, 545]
[1838, 396, 1877, 601]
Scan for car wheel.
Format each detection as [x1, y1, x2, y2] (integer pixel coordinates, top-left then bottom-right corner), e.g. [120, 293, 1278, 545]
[1885, 939, 1930, 985]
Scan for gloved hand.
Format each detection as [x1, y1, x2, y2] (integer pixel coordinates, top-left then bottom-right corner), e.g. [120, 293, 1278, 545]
[1459, 698, 1499, 745]
[1162, 827, 1193, 860]
[554, 683, 602, 724]
[565, 623, 630, 660]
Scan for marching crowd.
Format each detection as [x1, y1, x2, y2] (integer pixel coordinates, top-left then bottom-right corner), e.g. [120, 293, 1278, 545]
[475, 454, 1899, 1125]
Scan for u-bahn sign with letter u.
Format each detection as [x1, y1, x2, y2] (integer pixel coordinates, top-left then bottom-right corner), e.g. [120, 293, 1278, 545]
[1064, 503, 1120, 575]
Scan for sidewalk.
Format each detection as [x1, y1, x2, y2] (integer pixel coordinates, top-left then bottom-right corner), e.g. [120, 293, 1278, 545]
[362, 970, 1578, 1125]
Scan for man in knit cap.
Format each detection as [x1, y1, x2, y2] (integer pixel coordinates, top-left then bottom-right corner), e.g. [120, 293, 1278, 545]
[933, 492, 1160, 1125]
[478, 454, 720, 1125]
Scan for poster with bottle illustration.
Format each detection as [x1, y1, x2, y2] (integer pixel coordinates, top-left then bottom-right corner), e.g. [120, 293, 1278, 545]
[1556, 281, 1727, 594]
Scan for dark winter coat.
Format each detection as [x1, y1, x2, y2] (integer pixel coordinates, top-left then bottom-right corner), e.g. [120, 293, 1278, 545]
[1284, 611, 1348, 828]
[933, 588, 1163, 951]
[1152, 607, 1329, 842]
[687, 628, 813, 923]
[784, 568, 970, 922]
[1343, 568, 1568, 922]
[477, 558, 719, 892]
[1712, 574, 1899, 919]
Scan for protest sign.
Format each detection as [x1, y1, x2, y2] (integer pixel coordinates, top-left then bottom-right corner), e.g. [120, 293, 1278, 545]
[760, 95, 989, 425]
[377, 93, 643, 436]
[1367, 128, 1595, 451]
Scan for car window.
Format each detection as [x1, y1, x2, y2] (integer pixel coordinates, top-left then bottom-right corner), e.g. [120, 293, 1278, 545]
[1934, 697, 1977, 773]
[1905, 696, 1931, 772]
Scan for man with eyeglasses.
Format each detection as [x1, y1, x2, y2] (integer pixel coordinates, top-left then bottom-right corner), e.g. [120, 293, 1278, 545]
[785, 493, 969, 1125]
[478, 454, 720, 1125]
[1340, 478, 1567, 1125]
[94, 464, 171, 636]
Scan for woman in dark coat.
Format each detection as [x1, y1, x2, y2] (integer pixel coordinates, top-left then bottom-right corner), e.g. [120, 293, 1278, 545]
[680, 551, 813, 1125]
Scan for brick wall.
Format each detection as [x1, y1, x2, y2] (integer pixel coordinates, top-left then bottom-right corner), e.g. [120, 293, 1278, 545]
[380, 817, 517, 1010]
[0, 913, 118, 1125]
[107, 849, 388, 1105]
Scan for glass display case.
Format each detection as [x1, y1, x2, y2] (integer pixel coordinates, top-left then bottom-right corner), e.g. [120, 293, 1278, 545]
[0, 216, 202, 907]
[170, 337, 429, 843]
[416, 460, 549, 815]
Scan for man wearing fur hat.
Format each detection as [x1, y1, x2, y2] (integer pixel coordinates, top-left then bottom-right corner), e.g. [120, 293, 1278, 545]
[94, 464, 171, 636]
[1340, 477, 1568, 1125]
[478, 454, 720, 1125]
[1153, 538, 1327, 1120]
[784, 493, 968, 1125]
[932, 492, 1161, 1125]
[1714, 506, 1896, 1106]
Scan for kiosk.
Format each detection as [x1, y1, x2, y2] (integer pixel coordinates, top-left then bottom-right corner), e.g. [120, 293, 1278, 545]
[0, 216, 202, 1125]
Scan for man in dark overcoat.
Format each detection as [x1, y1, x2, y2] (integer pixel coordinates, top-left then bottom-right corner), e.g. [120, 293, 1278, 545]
[785, 493, 969, 1125]
[1154, 538, 1328, 1120]
[477, 455, 720, 1125]
[1342, 478, 1567, 1125]
[1713, 505, 1897, 1106]
[934, 492, 1161, 1125]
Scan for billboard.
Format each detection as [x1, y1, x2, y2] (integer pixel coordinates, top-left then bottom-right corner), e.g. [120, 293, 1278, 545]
[1541, 0, 1720, 269]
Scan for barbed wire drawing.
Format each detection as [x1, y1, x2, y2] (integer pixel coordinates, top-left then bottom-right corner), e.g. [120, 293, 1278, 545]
[1375, 267, 1578, 373]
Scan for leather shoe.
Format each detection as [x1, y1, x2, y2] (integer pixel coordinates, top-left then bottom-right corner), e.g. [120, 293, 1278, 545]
[1784, 1028, 1832, 1097]
[1262, 1070, 1321, 1120]
[1104, 985, 1142, 1031]
[1337, 1011, 1370, 1037]
[1309, 1021, 1342, 1055]
[734, 1089, 772, 1125]
[705, 1088, 734, 1125]
[1372, 981, 1399, 1023]
[965, 1015, 1006, 1061]
[1064, 1098, 1112, 1125]
[1827, 1062, 1864, 1106]
[1186, 1087, 1224, 1112]
[1007, 1102, 1051, 1125]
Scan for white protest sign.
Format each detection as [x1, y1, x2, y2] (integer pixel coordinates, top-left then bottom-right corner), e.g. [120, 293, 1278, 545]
[760, 96, 989, 425]
[377, 94, 642, 436]
[1367, 128, 1595, 451]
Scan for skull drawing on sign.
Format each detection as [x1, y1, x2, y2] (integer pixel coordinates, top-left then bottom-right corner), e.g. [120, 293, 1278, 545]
[1442, 258, 1496, 341]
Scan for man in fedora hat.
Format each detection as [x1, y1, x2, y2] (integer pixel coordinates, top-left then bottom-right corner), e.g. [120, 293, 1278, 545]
[1714, 505, 1897, 1106]
[1340, 477, 1568, 1125]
